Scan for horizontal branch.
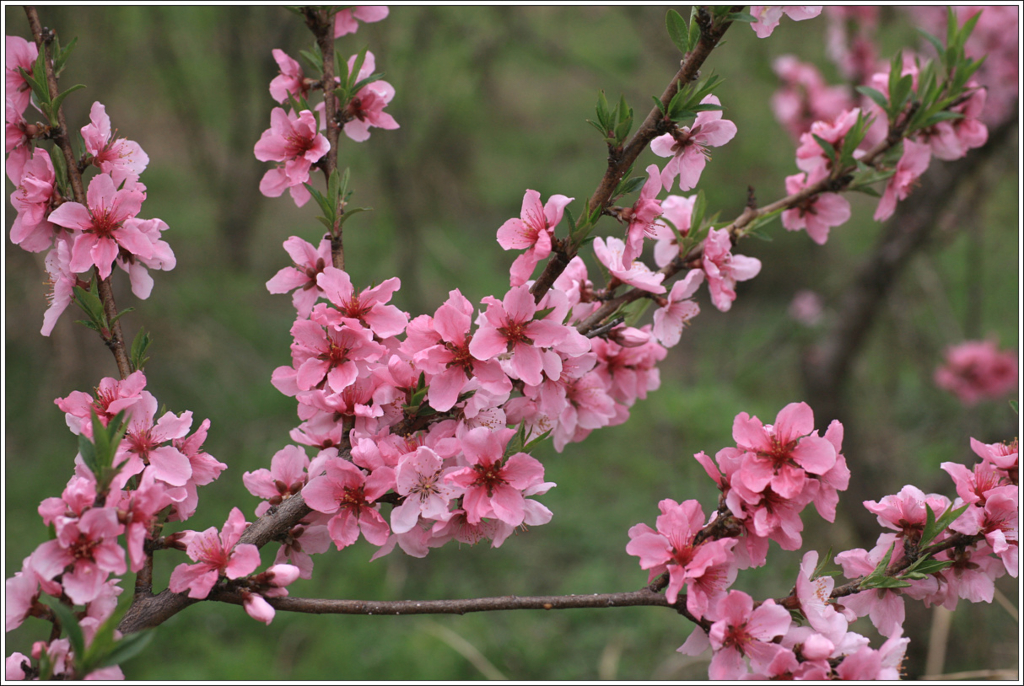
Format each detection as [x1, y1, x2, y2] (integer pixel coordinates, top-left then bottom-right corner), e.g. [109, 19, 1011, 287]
[210, 585, 698, 620]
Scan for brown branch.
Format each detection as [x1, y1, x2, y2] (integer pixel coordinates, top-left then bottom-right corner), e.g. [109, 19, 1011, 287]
[529, 6, 743, 304]
[26, 6, 131, 379]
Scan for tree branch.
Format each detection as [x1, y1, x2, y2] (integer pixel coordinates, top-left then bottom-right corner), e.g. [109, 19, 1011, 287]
[529, 6, 743, 304]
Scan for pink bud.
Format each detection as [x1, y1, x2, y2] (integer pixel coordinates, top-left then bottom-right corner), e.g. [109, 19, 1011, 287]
[266, 564, 301, 587]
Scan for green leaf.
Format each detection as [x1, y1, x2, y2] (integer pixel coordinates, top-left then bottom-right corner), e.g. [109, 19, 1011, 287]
[923, 502, 970, 547]
[347, 46, 369, 90]
[49, 83, 86, 122]
[690, 189, 707, 235]
[811, 133, 837, 163]
[917, 28, 946, 60]
[299, 48, 323, 77]
[666, 9, 690, 54]
[54, 36, 78, 78]
[130, 328, 151, 372]
[78, 433, 98, 473]
[687, 10, 701, 51]
[336, 206, 372, 229]
[651, 95, 667, 116]
[304, 183, 334, 223]
[97, 630, 155, 669]
[596, 90, 611, 129]
[45, 599, 86, 661]
[615, 176, 647, 197]
[623, 298, 652, 328]
[1010, 400, 1018, 414]
[863, 576, 913, 589]
[856, 86, 889, 111]
[904, 557, 953, 577]
[726, 12, 756, 23]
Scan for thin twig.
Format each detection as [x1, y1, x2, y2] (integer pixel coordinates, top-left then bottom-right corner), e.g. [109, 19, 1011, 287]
[25, 6, 131, 379]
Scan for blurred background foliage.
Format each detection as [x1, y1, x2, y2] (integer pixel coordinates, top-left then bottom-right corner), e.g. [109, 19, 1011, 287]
[4, 5, 1018, 680]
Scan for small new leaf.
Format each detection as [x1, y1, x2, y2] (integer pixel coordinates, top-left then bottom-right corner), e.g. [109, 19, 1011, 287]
[45, 599, 86, 663]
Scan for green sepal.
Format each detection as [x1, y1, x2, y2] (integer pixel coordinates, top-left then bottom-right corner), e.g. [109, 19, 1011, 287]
[666, 9, 689, 54]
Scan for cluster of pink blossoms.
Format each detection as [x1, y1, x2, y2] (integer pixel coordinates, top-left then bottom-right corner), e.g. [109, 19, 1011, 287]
[770, 9, 997, 244]
[4, 372, 299, 678]
[6, 36, 174, 335]
[627, 402, 1017, 679]
[256, 23, 398, 207]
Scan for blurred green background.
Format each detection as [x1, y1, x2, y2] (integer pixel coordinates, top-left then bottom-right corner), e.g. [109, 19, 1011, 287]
[4, 6, 1019, 680]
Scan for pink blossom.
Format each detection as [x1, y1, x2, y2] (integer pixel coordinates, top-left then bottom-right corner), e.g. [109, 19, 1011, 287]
[731, 402, 836, 499]
[287, 318, 386, 394]
[168, 507, 261, 599]
[590, 332, 666, 408]
[834, 630, 909, 680]
[46, 173, 153, 280]
[444, 426, 548, 527]
[795, 550, 849, 643]
[948, 485, 1018, 576]
[118, 392, 194, 488]
[171, 418, 226, 521]
[315, 267, 408, 338]
[970, 437, 1018, 484]
[273, 522, 332, 579]
[651, 269, 703, 348]
[707, 591, 791, 679]
[592, 236, 666, 293]
[781, 166, 851, 244]
[620, 165, 663, 265]
[112, 469, 186, 572]
[5, 36, 38, 116]
[626, 498, 737, 618]
[788, 289, 823, 326]
[864, 485, 951, 541]
[794, 107, 861, 173]
[341, 51, 399, 142]
[31, 507, 126, 606]
[114, 216, 176, 300]
[496, 189, 573, 286]
[80, 101, 149, 185]
[269, 49, 309, 104]
[934, 340, 1018, 406]
[41, 239, 77, 336]
[6, 652, 32, 680]
[391, 446, 461, 533]
[302, 457, 393, 549]
[920, 85, 988, 161]
[266, 236, 332, 317]
[771, 55, 854, 140]
[243, 445, 311, 515]
[651, 194, 695, 268]
[650, 95, 736, 192]
[55, 370, 148, 437]
[254, 108, 330, 207]
[701, 227, 761, 312]
[334, 6, 390, 37]
[412, 289, 511, 412]
[750, 6, 823, 39]
[873, 138, 931, 221]
[469, 285, 577, 386]
[9, 147, 57, 253]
